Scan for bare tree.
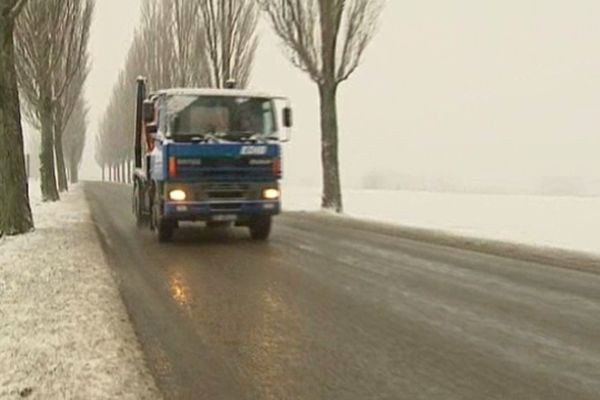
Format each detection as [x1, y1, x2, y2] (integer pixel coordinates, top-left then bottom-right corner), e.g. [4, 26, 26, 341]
[135, 0, 210, 89]
[63, 95, 87, 184]
[25, 128, 40, 179]
[137, 0, 178, 90]
[261, 0, 383, 212]
[198, 0, 259, 88]
[167, 0, 206, 86]
[0, 0, 34, 236]
[53, 7, 92, 192]
[97, 70, 132, 179]
[15, 0, 93, 201]
[96, 0, 260, 177]
[134, 0, 258, 90]
[94, 134, 107, 181]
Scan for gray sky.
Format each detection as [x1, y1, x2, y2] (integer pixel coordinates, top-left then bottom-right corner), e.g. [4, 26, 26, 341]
[82, 0, 600, 190]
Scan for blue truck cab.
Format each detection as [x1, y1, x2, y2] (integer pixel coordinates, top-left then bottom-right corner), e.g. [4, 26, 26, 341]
[132, 78, 292, 242]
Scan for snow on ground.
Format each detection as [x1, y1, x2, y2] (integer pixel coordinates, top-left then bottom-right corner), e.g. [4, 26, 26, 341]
[0, 182, 160, 399]
[282, 185, 600, 257]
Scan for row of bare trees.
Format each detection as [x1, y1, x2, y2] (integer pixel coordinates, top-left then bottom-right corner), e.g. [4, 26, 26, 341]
[15, 0, 93, 201]
[1, 0, 381, 236]
[0, 0, 92, 236]
[96, 0, 259, 179]
[98, 0, 382, 213]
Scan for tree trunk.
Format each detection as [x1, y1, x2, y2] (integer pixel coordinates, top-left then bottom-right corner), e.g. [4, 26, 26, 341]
[101, 164, 105, 181]
[39, 96, 60, 202]
[69, 156, 79, 184]
[0, 15, 34, 235]
[54, 119, 68, 192]
[318, 82, 343, 212]
[121, 160, 126, 183]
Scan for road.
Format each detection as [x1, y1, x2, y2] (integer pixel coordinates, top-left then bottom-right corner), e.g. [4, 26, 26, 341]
[85, 182, 600, 400]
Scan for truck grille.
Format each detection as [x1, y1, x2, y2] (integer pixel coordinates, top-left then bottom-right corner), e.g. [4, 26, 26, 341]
[210, 203, 242, 212]
[194, 183, 251, 201]
[181, 169, 273, 180]
[208, 191, 245, 199]
[175, 158, 275, 180]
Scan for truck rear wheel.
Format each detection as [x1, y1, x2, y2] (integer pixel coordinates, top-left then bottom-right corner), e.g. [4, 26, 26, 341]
[249, 216, 272, 241]
[133, 184, 149, 228]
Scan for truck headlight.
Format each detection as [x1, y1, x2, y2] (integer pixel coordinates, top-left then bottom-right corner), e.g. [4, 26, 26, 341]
[263, 188, 280, 200]
[169, 189, 187, 201]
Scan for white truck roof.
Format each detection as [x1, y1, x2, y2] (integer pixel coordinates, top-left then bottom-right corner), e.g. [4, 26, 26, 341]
[154, 88, 279, 99]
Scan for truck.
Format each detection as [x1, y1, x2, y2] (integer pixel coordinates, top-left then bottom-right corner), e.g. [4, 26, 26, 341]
[132, 78, 293, 242]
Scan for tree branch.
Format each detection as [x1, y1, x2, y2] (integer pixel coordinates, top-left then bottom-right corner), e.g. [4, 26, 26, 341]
[8, 0, 27, 19]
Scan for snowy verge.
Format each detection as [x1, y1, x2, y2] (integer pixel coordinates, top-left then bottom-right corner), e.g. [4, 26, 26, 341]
[290, 211, 600, 275]
[282, 185, 600, 261]
[0, 183, 161, 399]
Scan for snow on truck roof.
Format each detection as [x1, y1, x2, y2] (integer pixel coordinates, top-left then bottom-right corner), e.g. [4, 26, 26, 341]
[153, 88, 284, 99]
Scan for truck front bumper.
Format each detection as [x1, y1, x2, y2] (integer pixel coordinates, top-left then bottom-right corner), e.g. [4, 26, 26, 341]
[164, 200, 280, 222]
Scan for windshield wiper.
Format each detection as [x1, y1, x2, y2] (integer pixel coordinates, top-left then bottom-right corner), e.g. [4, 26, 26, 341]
[172, 131, 277, 143]
[171, 133, 205, 142]
[222, 131, 278, 142]
[220, 130, 254, 140]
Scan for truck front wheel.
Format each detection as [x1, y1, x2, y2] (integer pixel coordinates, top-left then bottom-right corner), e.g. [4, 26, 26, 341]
[249, 216, 272, 241]
[152, 201, 174, 242]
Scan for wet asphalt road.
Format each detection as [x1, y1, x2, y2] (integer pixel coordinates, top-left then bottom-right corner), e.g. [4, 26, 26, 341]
[84, 182, 600, 400]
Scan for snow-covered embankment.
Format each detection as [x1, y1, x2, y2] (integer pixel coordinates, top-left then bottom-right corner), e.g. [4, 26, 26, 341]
[0, 183, 160, 399]
[282, 185, 600, 257]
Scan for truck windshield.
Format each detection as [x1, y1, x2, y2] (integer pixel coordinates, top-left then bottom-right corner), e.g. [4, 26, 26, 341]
[167, 95, 276, 141]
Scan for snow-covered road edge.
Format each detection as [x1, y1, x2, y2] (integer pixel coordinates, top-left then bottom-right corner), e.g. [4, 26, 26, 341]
[0, 184, 161, 399]
[282, 186, 600, 259]
[293, 211, 600, 275]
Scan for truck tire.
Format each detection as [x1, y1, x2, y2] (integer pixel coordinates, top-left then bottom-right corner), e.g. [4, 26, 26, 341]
[152, 202, 174, 242]
[133, 185, 149, 228]
[249, 216, 272, 241]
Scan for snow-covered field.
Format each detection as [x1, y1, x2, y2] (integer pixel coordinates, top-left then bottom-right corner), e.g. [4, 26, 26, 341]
[282, 185, 600, 257]
[0, 183, 160, 399]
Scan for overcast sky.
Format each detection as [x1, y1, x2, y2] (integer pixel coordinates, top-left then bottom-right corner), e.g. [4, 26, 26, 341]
[82, 0, 600, 191]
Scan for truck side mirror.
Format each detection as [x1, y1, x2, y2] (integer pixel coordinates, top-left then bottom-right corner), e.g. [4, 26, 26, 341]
[283, 107, 293, 128]
[143, 100, 155, 123]
[146, 123, 158, 135]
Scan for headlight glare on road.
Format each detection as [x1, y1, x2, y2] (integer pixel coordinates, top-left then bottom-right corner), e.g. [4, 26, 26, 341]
[169, 189, 187, 201]
[263, 188, 280, 200]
